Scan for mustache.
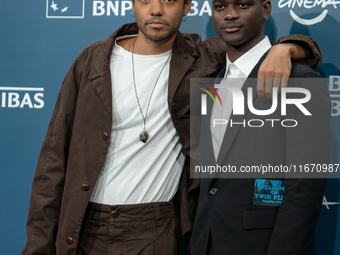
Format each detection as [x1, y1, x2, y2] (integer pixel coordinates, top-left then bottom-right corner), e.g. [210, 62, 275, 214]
[145, 18, 169, 26]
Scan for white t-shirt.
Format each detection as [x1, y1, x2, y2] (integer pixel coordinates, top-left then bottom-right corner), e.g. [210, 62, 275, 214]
[90, 36, 185, 205]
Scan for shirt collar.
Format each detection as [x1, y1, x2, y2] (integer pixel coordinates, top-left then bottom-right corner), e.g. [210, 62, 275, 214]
[224, 36, 272, 78]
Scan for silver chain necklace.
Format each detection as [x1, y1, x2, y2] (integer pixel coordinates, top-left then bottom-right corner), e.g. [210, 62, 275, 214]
[131, 38, 171, 143]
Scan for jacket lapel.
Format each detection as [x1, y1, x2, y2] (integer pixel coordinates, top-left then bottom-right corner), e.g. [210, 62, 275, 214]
[200, 66, 226, 168]
[168, 32, 198, 107]
[88, 23, 139, 120]
[215, 51, 270, 167]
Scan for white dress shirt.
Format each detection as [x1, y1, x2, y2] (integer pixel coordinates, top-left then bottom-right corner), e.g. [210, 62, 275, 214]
[211, 36, 272, 160]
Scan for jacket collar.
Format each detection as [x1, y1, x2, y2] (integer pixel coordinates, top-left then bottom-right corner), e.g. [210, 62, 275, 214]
[89, 22, 139, 81]
[88, 22, 199, 115]
[168, 31, 199, 105]
[89, 22, 199, 81]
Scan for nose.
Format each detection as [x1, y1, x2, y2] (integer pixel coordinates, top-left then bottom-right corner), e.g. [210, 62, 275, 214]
[224, 6, 239, 20]
[150, 0, 164, 16]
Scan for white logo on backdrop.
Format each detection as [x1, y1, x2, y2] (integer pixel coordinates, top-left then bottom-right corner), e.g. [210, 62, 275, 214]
[278, 0, 340, 25]
[46, 0, 85, 19]
[47, 0, 212, 18]
[0, 87, 44, 109]
[329, 76, 340, 117]
[323, 196, 340, 210]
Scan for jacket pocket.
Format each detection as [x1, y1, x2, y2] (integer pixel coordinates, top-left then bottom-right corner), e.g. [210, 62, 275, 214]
[242, 209, 278, 230]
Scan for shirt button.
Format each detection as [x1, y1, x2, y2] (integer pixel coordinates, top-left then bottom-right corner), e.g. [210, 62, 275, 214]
[81, 184, 89, 191]
[102, 132, 108, 140]
[210, 188, 218, 195]
[66, 237, 73, 245]
[111, 210, 119, 218]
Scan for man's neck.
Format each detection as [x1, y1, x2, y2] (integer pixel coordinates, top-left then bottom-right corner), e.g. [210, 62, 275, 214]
[117, 31, 176, 55]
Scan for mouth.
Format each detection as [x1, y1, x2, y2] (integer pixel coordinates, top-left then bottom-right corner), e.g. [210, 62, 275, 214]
[147, 20, 167, 29]
[223, 24, 242, 33]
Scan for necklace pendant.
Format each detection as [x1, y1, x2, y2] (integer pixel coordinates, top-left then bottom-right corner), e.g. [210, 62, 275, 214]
[140, 128, 149, 143]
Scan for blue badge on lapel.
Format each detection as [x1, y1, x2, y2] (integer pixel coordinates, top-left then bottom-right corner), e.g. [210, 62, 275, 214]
[253, 179, 285, 206]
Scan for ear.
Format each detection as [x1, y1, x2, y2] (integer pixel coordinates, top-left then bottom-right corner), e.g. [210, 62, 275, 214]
[263, 0, 271, 20]
[184, 0, 192, 16]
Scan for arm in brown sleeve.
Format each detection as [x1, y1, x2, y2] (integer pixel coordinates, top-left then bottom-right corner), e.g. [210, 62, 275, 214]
[277, 34, 322, 69]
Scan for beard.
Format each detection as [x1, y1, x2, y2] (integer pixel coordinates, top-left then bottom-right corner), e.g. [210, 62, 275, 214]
[135, 16, 182, 42]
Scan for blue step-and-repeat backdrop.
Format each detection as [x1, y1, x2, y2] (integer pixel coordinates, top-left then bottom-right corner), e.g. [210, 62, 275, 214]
[1, 1, 340, 254]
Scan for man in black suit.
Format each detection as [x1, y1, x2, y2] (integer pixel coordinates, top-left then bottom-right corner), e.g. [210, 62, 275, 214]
[190, 0, 331, 254]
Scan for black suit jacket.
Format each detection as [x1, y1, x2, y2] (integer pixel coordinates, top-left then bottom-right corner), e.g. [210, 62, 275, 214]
[190, 52, 331, 255]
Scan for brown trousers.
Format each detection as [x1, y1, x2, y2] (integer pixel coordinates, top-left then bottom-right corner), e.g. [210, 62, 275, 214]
[77, 201, 181, 255]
